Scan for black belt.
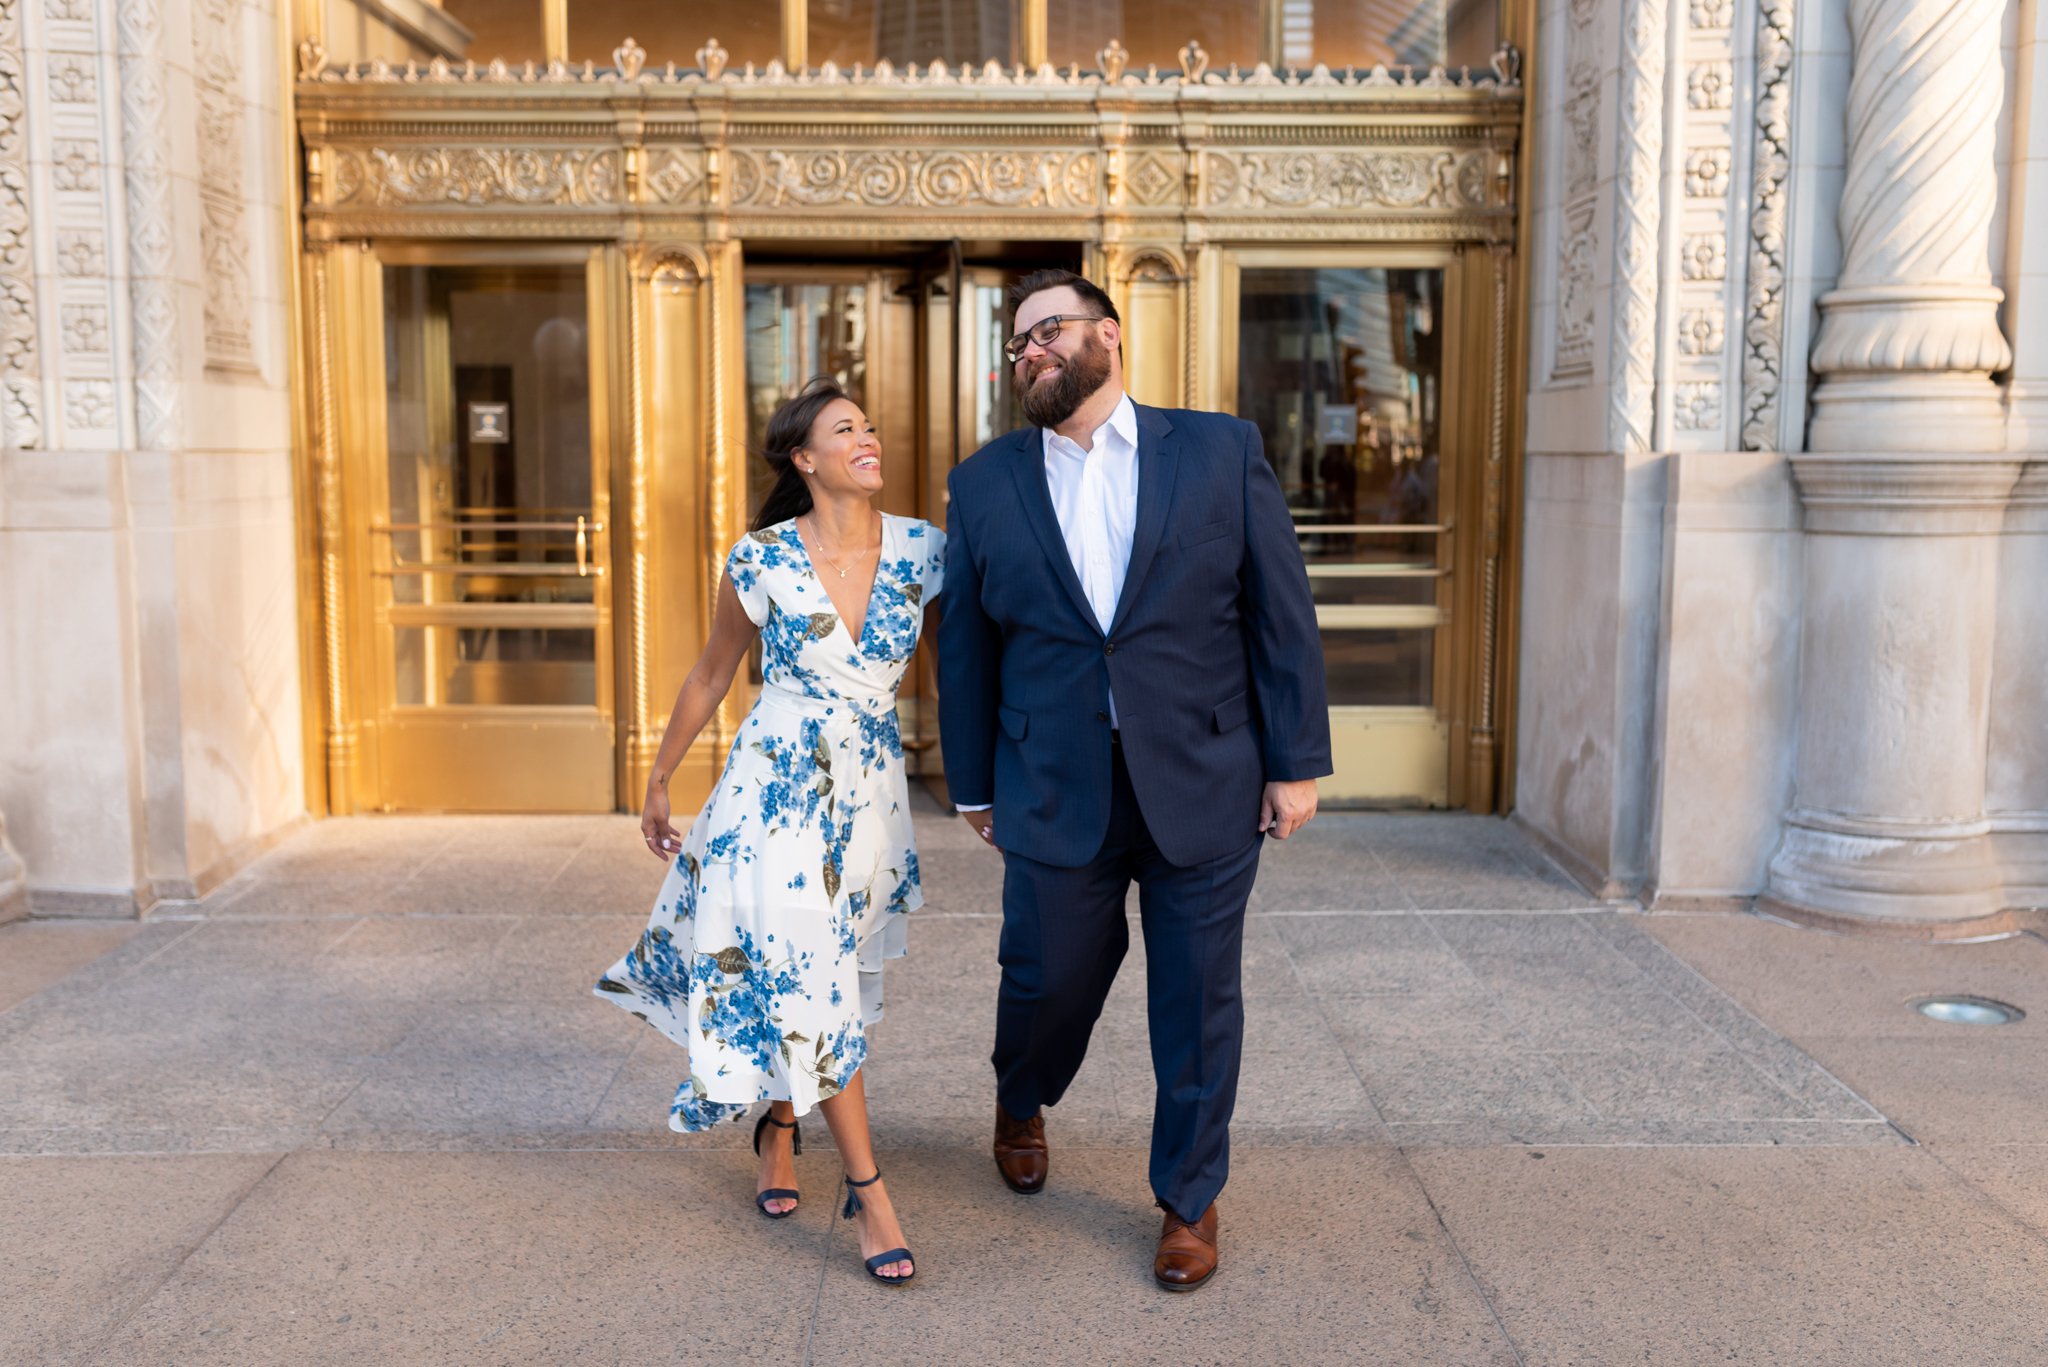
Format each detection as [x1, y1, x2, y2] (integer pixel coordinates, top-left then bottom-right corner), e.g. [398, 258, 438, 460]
[1110, 729, 1122, 746]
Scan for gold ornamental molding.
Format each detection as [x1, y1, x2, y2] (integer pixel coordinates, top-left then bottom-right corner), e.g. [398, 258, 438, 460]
[297, 38, 1522, 246]
[727, 148, 1098, 210]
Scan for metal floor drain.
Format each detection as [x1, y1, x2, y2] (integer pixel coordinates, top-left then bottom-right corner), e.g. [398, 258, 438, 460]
[1912, 995, 2025, 1026]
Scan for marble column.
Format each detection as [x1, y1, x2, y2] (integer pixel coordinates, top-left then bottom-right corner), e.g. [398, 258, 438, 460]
[1767, 0, 2023, 932]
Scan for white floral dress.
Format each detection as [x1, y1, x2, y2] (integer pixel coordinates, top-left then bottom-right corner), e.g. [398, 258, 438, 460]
[595, 514, 945, 1132]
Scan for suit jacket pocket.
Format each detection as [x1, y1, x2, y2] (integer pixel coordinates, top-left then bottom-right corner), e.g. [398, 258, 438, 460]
[1180, 519, 1229, 549]
[999, 704, 1029, 740]
[1212, 691, 1249, 734]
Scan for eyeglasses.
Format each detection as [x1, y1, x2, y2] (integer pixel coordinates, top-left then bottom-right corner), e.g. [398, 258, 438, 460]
[1003, 313, 1104, 363]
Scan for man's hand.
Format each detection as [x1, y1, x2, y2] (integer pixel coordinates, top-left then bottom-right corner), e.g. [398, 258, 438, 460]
[959, 807, 1001, 850]
[1259, 780, 1318, 841]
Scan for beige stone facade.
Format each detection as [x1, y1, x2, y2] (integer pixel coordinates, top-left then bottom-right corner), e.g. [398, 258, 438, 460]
[0, 0, 2041, 935]
[0, 0, 304, 915]
[1519, 0, 2048, 933]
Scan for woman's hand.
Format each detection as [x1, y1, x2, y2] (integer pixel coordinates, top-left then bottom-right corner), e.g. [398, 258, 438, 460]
[642, 786, 681, 860]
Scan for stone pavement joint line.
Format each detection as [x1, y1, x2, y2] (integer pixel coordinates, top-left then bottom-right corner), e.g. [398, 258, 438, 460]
[6, 805, 2048, 1363]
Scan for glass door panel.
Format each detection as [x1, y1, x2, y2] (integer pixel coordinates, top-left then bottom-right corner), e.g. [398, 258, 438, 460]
[743, 279, 872, 519]
[1237, 264, 1451, 804]
[368, 260, 615, 811]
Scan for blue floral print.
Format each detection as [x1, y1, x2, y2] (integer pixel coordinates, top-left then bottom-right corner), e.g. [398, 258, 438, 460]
[596, 514, 945, 1133]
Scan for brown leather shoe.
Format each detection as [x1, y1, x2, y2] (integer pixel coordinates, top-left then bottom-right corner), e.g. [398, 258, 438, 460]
[993, 1103, 1048, 1194]
[1153, 1202, 1219, 1292]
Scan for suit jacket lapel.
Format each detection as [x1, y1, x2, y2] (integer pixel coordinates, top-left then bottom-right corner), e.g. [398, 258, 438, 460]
[1108, 404, 1177, 638]
[1006, 426, 1100, 633]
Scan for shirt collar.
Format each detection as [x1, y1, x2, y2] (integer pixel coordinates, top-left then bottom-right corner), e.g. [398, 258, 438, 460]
[1044, 391, 1138, 459]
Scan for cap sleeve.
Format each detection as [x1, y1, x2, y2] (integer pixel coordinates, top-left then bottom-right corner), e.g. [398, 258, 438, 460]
[723, 534, 769, 627]
[914, 521, 946, 600]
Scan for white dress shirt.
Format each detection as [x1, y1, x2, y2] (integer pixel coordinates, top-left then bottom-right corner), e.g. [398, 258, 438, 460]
[1043, 392, 1141, 650]
[958, 392, 1140, 814]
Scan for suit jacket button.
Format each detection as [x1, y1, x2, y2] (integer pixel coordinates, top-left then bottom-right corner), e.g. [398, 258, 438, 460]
[1096, 711, 1108, 721]
[1104, 641, 1116, 656]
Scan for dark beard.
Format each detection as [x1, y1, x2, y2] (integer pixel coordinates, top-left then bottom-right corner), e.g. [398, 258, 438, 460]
[1018, 330, 1113, 429]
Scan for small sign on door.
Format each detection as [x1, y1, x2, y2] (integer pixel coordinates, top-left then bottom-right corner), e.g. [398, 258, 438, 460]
[468, 401, 510, 443]
[1317, 403, 1357, 444]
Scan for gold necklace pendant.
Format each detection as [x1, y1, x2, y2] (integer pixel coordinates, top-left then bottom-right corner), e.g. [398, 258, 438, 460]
[804, 513, 876, 582]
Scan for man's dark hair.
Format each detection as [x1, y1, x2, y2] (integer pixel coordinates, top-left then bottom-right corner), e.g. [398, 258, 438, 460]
[1009, 268, 1120, 326]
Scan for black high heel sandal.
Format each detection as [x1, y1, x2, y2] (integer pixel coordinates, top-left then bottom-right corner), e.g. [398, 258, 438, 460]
[842, 1171, 915, 1286]
[752, 1111, 802, 1220]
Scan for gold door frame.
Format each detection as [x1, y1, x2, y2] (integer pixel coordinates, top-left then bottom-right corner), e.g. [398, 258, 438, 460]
[1213, 244, 1512, 809]
[292, 21, 1532, 813]
[314, 239, 624, 812]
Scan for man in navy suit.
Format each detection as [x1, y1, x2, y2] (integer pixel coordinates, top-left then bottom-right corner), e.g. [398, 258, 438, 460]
[939, 270, 1332, 1291]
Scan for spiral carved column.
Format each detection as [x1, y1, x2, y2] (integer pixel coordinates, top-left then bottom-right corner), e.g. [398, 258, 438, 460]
[1807, 0, 2011, 450]
[1768, 0, 2023, 935]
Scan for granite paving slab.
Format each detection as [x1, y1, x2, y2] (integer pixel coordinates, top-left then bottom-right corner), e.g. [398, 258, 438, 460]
[11, 811, 2034, 1362]
[809, 1146, 1519, 1367]
[1408, 1145, 2048, 1365]
[0, 1153, 283, 1367]
[0, 921, 142, 1014]
[99, 1151, 825, 1366]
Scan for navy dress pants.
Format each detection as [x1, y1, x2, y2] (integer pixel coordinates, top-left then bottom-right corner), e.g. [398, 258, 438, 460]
[991, 742, 1263, 1223]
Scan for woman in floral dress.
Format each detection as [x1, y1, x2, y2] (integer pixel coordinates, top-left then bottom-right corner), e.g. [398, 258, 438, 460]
[595, 377, 941, 1285]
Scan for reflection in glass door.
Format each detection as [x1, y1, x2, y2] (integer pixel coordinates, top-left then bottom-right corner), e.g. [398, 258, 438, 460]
[364, 260, 615, 811]
[1237, 263, 1454, 805]
[738, 254, 1046, 791]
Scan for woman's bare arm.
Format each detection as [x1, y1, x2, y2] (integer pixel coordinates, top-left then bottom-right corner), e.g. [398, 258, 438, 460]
[640, 575, 758, 856]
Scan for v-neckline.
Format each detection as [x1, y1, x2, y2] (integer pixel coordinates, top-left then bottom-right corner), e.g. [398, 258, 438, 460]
[789, 514, 888, 653]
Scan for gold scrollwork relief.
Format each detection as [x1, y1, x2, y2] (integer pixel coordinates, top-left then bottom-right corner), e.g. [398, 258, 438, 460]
[727, 148, 1097, 210]
[1201, 149, 1492, 211]
[333, 147, 623, 206]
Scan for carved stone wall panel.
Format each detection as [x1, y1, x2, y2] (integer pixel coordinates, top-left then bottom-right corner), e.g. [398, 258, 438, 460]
[120, 0, 179, 448]
[1552, 0, 1602, 382]
[193, 0, 254, 373]
[1740, 0, 1793, 450]
[1554, 203, 1597, 376]
[0, 0, 40, 448]
[34, 0, 128, 446]
[1668, 0, 1740, 449]
[1607, 0, 1668, 454]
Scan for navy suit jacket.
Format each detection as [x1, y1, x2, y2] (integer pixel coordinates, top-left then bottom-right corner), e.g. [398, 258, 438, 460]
[938, 402, 1333, 869]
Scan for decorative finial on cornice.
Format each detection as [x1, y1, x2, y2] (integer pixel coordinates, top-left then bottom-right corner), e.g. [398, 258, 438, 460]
[1097, 39, 1128, 84]
[696, 37, 729, 81]
[614, 37, 647, 81]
